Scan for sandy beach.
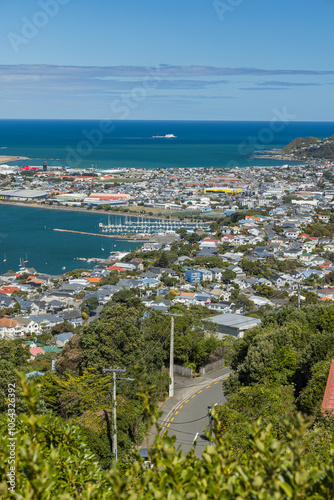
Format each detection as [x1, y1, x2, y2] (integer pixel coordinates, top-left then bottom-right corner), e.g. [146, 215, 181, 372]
[0, 155, 30, 165]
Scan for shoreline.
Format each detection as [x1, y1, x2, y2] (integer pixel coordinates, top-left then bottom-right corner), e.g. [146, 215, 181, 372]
[0, 155, 30, 165]
[0, 200, 183, 221]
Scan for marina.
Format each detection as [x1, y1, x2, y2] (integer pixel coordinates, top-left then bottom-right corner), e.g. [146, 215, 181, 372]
[98, 216, 211, 235]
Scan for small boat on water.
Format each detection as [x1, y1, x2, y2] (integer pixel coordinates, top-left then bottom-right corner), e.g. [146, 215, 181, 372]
[3, 254, 6, 262]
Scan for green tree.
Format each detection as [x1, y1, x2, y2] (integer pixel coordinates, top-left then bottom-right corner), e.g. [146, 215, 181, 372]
[81, 297, 99, 317]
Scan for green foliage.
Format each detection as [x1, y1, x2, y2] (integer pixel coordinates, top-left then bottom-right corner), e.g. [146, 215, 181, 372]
[98, 271, 120, 286]
[81, 297, 99, 316]
[51, 321, 74, 335]
[216, 383, 296, 456]
[3, 379, 334, 498]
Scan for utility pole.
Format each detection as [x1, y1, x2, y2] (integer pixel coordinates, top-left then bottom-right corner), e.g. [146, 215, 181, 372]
[169, 315, 174, 397]
[162, 313, 182, 398]
[102, 367, 134, 461]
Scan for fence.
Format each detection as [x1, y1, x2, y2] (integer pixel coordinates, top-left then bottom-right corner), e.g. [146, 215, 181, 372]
[174, 358, 225, 378]
[174, 364, 193, 378]
[199, 359, 225, 376]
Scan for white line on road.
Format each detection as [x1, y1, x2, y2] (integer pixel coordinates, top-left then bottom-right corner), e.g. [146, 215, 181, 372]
[193, 432, 199, 443]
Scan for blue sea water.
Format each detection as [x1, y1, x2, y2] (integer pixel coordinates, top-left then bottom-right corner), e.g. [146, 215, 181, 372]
[0, 119, 333, 170]
[0, 205, 139, 275]
[1, 119, 334, 274]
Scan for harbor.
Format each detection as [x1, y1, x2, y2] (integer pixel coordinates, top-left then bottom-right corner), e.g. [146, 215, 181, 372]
[98, 216, 211, 235]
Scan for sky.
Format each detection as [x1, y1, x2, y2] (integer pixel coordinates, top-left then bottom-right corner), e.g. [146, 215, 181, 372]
[0, 0, 333, 121]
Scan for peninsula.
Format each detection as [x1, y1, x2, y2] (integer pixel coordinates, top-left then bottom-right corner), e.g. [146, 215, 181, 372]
[251, 134, 334, 162]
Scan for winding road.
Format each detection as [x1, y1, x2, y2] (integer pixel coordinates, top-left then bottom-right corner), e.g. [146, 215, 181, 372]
[162, 373, 228, 456]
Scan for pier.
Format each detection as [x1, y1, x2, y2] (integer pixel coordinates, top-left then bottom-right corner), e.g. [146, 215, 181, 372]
[52, 228, 156, 241]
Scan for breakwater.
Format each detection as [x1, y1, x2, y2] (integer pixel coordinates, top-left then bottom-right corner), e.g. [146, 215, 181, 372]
[52, 228, 156, 241]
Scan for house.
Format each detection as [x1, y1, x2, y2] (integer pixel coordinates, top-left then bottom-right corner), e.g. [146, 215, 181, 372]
[185, 270, 202, 283]
[0, 318, 25, 339]
[316, 214, 330, 223]
[138, 278, 160, 288]
[284, 229, 300, 239]
[60, 309, 83, 326]
[0, 285, 21, 295]
[108, 265, 126, 272]
[177, 256, 194, 263]
[29, 347, 46, 360]
[322, 359, 334, 414]
[54, 331, 74, 347]
[175, 292, 197, 305]
[12, 317, 42, 335]
[118, 279, 141, 290]
[248, 295, 274, 307]
[0, 295, 16, 309]
[299, 253, 315, 263]
[199, 238, 219, 248]
[198, 269, 213, 281]
[203, 313, 261, 339]
[29, 314, 64, 329]
[210, 268, 225, 281]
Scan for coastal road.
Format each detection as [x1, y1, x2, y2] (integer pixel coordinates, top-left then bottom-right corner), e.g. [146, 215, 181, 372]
[163, 373, 228, 456]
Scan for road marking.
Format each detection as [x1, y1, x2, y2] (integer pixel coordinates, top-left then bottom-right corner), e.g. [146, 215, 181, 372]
[205, 385, 211, 389]
[185, 400, 189, 404]
[191, 394, 196, 398]
[180, 405, 183, 409]
[193, 432, 199, 442]
[171, 417, 174, 422]
[198, 390, 202, 394]
[214, 381, 219, 384]
[175, 411, 178, 415]
[167, 423, 170, 428]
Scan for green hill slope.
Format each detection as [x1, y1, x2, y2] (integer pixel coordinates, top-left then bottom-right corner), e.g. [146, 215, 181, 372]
[282, 134, 334, 160]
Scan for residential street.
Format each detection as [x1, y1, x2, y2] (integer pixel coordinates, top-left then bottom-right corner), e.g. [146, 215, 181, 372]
[145, 368, 229, 457]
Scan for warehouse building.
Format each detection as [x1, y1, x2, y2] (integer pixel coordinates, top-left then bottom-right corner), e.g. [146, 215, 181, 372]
[204, 186, 244, 194]
[0, 189, 48, 201]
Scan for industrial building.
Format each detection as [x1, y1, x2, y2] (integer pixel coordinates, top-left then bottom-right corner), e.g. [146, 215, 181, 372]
[204, 187, 244, 194]
[0, 189, 48, 201]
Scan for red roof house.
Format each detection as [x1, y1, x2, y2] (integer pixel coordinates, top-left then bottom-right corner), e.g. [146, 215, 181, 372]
[322, 360, 334, 414]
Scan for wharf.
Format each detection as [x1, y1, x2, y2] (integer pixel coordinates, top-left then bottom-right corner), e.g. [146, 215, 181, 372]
[52, 228, 156, 242]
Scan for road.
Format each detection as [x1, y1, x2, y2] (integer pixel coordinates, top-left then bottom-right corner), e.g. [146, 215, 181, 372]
[163, 373, 228, 456]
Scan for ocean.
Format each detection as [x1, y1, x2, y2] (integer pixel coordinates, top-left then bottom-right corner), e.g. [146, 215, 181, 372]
[1, 119, 334, 275]
[0, 205, 139, 275]
[1, 119, 334, 170]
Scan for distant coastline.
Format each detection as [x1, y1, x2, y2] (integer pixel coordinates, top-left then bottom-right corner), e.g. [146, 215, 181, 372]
[0, 155, 30, 165]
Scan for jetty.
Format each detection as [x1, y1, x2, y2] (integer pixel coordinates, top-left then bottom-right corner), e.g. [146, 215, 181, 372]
[52, 228, 156, 241]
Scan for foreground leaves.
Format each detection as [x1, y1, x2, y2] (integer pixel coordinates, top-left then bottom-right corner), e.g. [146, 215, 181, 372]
[1, 379, 334, 499]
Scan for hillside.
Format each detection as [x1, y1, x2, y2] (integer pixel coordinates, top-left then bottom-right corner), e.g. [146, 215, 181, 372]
[282, 134, 334, 160]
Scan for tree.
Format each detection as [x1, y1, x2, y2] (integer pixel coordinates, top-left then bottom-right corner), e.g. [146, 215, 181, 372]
[81, 297, 99, 317]
[3, 380, 334, 498]
[222, 269, 236, 282]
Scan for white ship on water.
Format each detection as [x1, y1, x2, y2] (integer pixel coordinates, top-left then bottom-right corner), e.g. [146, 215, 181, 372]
[152, 134, 177, 139]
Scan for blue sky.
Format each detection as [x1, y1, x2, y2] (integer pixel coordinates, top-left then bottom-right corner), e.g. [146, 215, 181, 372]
[0, 0, 333, 120]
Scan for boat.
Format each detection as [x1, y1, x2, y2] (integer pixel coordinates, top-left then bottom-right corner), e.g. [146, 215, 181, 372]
[152, 134, 176, 139]
[24, 253, 29, 264]
[3, 254, 6, 262]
